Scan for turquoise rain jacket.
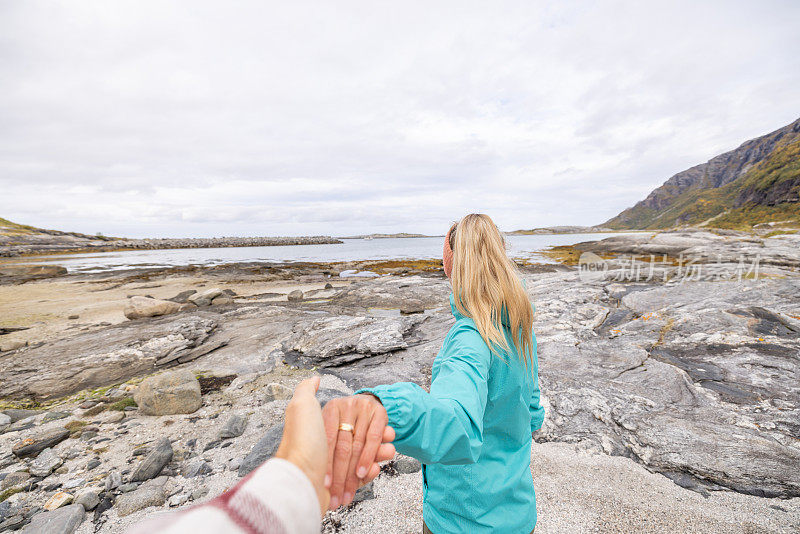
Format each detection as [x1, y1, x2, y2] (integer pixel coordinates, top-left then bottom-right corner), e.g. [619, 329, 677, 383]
[357, 292, 544, 534]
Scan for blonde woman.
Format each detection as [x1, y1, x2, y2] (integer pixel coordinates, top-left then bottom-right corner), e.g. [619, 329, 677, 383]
[323, 213, 545, 534]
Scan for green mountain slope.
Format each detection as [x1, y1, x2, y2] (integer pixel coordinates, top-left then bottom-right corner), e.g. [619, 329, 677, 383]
[605, 118, 800, 230]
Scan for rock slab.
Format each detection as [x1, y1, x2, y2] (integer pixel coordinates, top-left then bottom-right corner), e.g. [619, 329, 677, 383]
[20, 504, 84, 534]
[12, 427, 70, 458]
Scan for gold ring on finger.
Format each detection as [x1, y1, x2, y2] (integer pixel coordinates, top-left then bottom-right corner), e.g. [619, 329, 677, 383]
[338, 423, 354, 434]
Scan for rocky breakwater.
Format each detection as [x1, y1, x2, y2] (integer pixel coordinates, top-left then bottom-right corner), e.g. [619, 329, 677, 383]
[0, 234, 341, 257]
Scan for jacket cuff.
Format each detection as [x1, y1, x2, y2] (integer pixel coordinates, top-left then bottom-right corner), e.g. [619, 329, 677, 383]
[355, 385, 411, 434]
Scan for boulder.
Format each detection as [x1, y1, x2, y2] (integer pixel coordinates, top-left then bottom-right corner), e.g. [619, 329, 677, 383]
[115, 477, 167, 517]
[105, 470, 121, 491]
[287, 290, 304, 301]
[6, 417, 36, 433]
[0, 413, 10, 433]
[124, 296, 181, 320]
[73, 488, 101, 511]
[188, 288, 223, 307]
[0, 340, 26, 352]
[134, 370, 202, 416]
[167, 290, 197, 303]
[12, 427, 70, 458]
[130, 438, 173, 482]
[20, 503, 84, 534]
[283, 315, 424, 366]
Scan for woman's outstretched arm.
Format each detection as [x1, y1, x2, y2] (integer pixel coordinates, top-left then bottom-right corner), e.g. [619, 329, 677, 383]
[358, 327, 491, 465]
[322, 323, 491, 508]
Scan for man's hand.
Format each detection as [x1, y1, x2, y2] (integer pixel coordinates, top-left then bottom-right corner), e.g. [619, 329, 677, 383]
[322, 394, 396, 509]
[274, 376, 330, 515]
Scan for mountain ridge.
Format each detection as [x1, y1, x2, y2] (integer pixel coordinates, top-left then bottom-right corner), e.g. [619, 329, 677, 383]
[604, 117, 800, 230]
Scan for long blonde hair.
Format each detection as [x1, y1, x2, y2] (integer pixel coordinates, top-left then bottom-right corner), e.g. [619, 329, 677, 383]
[449, 214, 534, 367]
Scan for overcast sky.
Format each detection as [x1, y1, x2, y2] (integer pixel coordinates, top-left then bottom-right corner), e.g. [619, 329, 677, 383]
[1, 1, 798, 238]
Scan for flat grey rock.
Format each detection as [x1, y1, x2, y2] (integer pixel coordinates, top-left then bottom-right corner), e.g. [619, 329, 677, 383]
[394, 456, 421, 474]
[2, 409, 39, 424]
[115, 477, 167, 517]
[218, 414, 248, 439]
[352, 481, 375, 503]
[12, 427, 70, 458]
[29, 448, 62, 477]
[0, 413, 10, 433]
[181, 459, 212, 478]
[1, 471, 30, 490]
[0, 315, 218, 401]
[283, 315, 425, 367]
[130, 438, 173, 482]
[238, 424, 283, 476]
[20, 503, 84, 534]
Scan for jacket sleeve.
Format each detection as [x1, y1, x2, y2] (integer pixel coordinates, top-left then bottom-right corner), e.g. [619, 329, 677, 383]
[356, 325, 491, 465]
[125, 458, 320, 534]
[529, 333, 545, 433]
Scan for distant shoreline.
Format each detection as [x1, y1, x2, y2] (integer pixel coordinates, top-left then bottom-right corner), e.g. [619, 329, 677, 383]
[1, 222, 659, 261]
[338, 227, 647, 239]
[0, 230, 650, 260]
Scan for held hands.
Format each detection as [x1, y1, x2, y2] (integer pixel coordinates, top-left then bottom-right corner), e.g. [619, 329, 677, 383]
[322, 394, 396, 509]
[274, 376, 331, 515]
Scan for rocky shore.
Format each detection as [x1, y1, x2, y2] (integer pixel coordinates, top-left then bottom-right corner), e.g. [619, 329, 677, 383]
[0, 233, 342, 258]
[0, 229, 799, 532]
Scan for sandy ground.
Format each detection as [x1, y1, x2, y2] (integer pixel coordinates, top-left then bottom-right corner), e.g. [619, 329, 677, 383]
[339, 441, 800, 533]
[0, 273, 350, 348]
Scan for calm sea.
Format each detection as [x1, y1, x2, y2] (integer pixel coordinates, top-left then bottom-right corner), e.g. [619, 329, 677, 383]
[6, 233, 638, 273]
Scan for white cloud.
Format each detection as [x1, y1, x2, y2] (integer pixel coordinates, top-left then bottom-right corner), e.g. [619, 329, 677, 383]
[1, 0, 798, 237]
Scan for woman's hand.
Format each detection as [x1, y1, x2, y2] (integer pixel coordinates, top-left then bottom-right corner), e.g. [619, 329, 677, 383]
[322, 394, 396, 509]
[274, 376, 330, 515]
